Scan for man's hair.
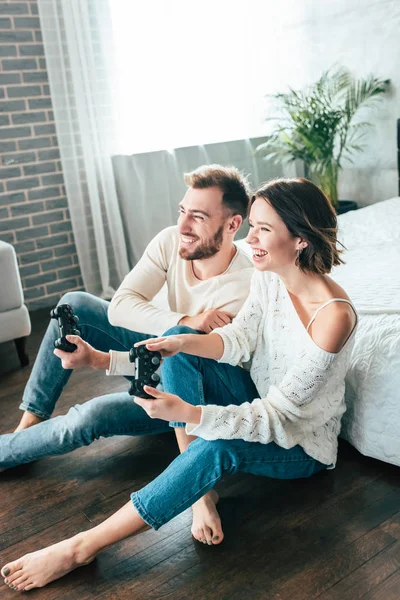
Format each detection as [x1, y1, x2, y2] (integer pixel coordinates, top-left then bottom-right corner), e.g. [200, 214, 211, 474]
[184, 164, 251, 219]
[251, 178, 345, 275]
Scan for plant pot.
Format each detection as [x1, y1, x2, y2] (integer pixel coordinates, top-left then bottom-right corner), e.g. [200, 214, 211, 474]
[336, 200, 358, 215]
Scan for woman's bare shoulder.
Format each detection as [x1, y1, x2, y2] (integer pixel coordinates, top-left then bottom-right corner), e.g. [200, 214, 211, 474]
[310, 300, 357, 354]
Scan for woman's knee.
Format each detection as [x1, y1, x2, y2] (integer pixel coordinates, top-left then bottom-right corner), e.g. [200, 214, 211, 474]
[162, 324, 199, 337]
[161, 326, 201, 373]
[161, 344, 201, 379]
[188, 438, 238, 474]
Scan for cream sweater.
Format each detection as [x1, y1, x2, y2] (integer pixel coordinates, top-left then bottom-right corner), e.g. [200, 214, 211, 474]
[107, 226, 253, 375]
[186, 270, 357, 467]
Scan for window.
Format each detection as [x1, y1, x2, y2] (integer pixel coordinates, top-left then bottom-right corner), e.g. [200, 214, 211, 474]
[110, 0, 270, 154]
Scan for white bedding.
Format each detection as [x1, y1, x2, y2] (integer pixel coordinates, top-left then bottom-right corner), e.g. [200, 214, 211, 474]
[334, 197, 400, 466]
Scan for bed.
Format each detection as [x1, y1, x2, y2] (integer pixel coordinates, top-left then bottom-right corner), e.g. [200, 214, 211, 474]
[333, 197, 400, 467]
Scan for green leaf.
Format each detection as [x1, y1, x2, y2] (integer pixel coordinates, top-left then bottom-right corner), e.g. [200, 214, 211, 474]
[254, 66, 391, 187]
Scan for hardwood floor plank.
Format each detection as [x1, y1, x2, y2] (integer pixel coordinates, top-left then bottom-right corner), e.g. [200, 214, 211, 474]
[361, 569, 400, 600]
[259, 527, 395, 600]
[316, 540, 400, 599]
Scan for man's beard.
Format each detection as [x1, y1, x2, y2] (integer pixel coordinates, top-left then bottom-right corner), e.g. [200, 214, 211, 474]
[179, 225, 224, 261]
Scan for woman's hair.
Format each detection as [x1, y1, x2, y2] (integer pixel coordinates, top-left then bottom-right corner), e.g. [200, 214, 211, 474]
[251, 178, 344, 274]
[184, 164, 251, 219]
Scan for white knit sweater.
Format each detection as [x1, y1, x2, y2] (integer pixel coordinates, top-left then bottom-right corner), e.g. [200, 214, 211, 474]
[186, 270, 357, 467]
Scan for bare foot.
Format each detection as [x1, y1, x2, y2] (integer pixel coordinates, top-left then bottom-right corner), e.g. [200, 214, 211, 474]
[1, 532, 95, 592]
[14, 411, 44, 432]
[191, 489, 224, 546]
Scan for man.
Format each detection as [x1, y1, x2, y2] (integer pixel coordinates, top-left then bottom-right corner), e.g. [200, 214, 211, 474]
[1, 164, 253, 544]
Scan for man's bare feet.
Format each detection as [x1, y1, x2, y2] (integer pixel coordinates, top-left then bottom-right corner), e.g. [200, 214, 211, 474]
[191, 489, 224, 545]
[1, 532, 94, 592]
[14, 411, 44, 432]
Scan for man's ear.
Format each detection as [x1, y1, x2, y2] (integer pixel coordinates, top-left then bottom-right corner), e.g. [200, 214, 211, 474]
[228, 215, 243, 234]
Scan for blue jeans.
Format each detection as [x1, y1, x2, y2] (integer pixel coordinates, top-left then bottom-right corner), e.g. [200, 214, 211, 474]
[0, 292, 175, 469]
[20, 291, 155, 420]
[0, 311, 217, 469]
[0, 392, 173, 469]
[131, 341, 327, 530]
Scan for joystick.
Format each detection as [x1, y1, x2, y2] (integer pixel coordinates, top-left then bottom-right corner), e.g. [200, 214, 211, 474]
[50, 303, 81, 352]
[128, 345, 161, 398]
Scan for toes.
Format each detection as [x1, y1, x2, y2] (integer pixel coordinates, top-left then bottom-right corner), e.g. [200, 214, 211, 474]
[191, 524, 224, 546]
[203, 526, 213, 545]
[199, 528, 209, 544]
[209, 521, 224, 545]
[1, 565, 10, 578]
[10, 574, 29, 592]
[1, 560, 21, 579]
[6, 568, 24, 585]
[212, 531, 224, 545]
[191, 527, 204, 543]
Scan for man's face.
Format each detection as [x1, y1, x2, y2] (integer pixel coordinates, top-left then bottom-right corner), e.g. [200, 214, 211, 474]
[178, 186, 228, 260]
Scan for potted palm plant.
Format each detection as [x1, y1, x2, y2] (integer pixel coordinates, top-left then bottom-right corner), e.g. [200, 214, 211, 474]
[255, 67, 390, 213]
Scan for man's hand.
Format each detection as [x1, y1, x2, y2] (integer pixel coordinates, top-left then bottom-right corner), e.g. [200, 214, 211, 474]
[54, 335, 110, 370]
[134, 386, 202, 424]
[179, 309, 233, 333]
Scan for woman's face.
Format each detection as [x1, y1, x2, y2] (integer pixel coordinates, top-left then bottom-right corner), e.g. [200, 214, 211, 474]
[245, 196, 303, 272]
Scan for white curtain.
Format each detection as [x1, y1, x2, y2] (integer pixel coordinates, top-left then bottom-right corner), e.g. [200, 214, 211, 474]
[38, 0, 129, 297]
[38, 0, 305, 290]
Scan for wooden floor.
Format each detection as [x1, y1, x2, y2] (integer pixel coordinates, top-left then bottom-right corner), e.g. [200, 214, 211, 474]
[0, 309, 399, 600]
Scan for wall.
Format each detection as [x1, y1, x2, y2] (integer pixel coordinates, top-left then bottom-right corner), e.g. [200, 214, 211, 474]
[251, 0, 400, 206]
[0, 0, 83, 310]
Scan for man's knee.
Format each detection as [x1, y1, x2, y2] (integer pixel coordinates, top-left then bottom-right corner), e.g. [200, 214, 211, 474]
[58, 291, 107, 323]
[63, 399, 101, 440]
[162, 324, 199, 337]
[59, 290, 87, 308]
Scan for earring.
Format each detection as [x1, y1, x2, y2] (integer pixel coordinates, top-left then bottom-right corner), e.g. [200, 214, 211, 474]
[296, 247, 303, 264]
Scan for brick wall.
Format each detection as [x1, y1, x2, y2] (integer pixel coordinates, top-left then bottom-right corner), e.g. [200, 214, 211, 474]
[0, 0, 83, 311]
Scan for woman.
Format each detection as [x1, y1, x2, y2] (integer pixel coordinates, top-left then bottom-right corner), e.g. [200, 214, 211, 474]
[1, 178, 357, 592]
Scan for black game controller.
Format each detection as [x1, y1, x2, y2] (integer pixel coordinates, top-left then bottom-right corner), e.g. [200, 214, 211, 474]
[128, 345, 161, 398]
[50, 303, 81, 352]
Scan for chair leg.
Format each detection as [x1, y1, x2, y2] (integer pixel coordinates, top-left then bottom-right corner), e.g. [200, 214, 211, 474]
[14, 336, 29, 367]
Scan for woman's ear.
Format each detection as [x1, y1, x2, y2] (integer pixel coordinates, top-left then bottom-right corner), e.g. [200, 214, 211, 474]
[297, 237, 308, 251]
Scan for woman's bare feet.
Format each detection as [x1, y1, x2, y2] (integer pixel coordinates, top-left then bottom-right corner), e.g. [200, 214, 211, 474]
[14, 411, 44, 432]
[1, 532, 94, 592]
[191, 490, 224, 545]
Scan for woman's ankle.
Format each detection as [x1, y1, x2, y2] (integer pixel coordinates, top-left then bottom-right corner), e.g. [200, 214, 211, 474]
[70, 532, 100, 566]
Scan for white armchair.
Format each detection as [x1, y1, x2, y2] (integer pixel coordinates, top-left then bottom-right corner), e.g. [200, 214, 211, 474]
[0, 240, 31, 367]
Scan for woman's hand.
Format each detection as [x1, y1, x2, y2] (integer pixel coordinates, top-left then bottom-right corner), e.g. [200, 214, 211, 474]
[134, 335, 185, 357]
[134, 386, 202, 424]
